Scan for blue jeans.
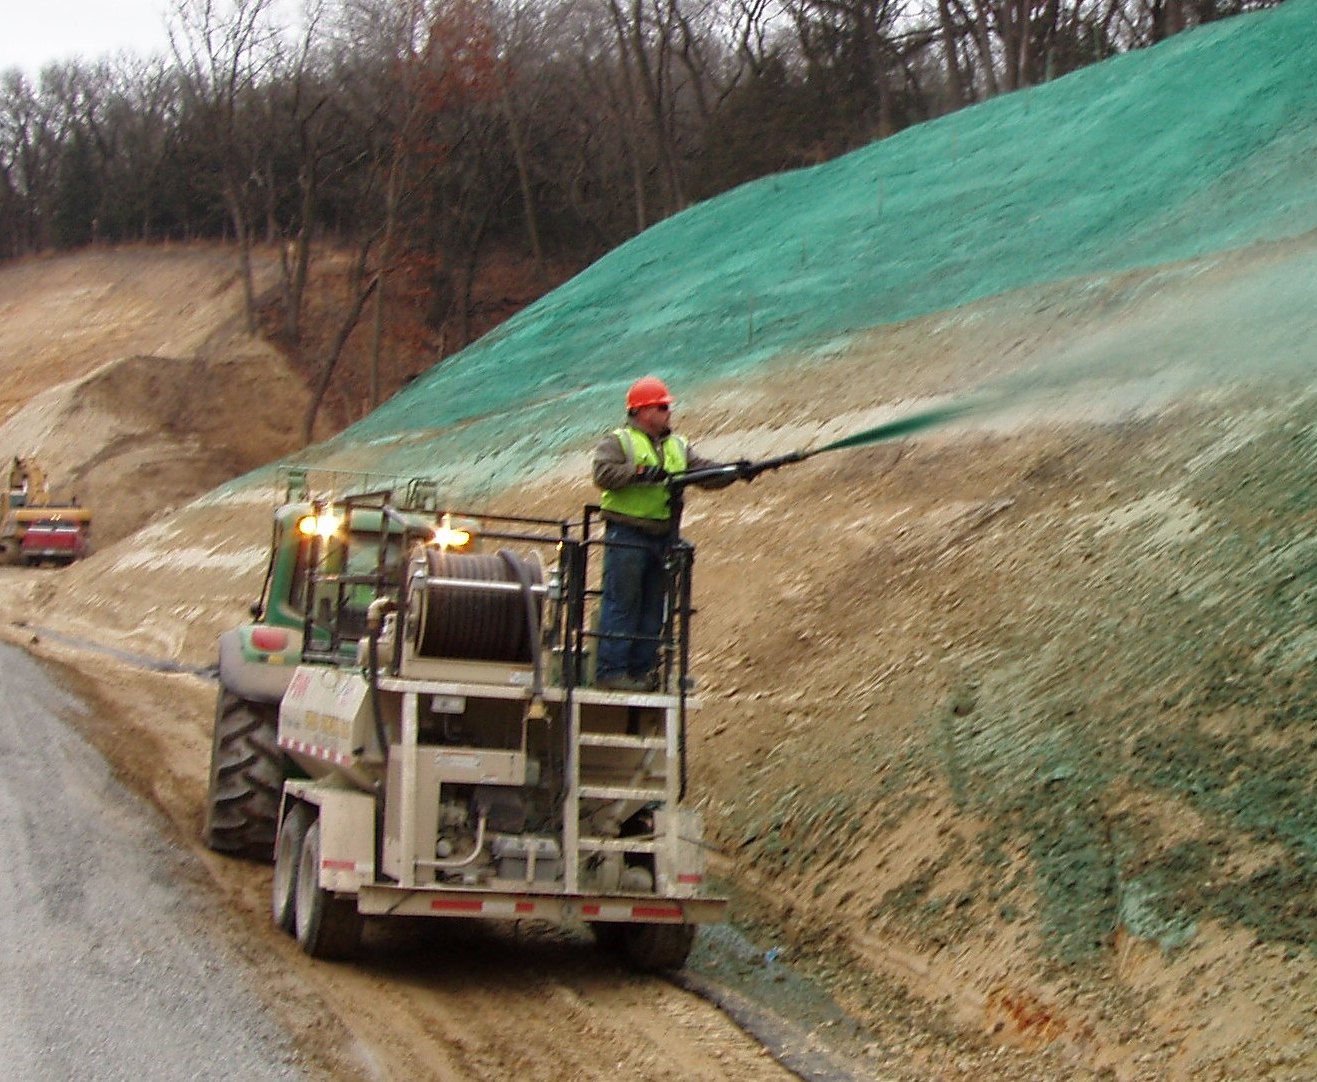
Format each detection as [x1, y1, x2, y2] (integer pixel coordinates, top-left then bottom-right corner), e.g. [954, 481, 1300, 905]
[596, 521, 669, 681]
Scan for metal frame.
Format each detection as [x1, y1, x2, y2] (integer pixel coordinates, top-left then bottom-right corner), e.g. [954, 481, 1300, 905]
[274, 487, 721, 930]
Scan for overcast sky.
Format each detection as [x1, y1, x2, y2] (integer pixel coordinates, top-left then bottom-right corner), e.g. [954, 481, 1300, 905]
[1, 1, 301, 79]
[0, 1, 176, 76]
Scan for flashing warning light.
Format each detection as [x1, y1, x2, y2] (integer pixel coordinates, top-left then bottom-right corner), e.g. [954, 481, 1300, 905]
[296, 512, 341, 539]
[432, 513, 472, 551]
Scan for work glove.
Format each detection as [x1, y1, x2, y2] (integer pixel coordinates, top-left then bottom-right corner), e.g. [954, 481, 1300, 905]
[734, 459, 757, 482]
[636, 465, 668, 484]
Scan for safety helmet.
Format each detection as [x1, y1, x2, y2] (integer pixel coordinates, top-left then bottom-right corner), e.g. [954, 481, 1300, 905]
[626, 375, 673, 411]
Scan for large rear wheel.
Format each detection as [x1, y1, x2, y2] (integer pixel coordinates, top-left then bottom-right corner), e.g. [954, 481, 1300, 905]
[294, 820, 363, 960]
[202, 688, 284, 860]
[272, 802, 314, 934]
[621, 923, 696, 971]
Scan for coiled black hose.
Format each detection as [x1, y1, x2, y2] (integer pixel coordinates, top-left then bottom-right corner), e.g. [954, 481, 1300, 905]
[413, 549, 543, 662]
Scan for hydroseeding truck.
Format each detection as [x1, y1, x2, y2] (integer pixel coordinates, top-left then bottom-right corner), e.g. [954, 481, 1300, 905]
[204, 469, 725, 969]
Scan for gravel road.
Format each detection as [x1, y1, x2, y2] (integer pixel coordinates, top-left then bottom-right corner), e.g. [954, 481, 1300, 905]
[0, 642, 303, 1081]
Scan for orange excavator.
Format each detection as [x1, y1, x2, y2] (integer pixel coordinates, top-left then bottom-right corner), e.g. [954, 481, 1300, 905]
[0, 457, 92, 565]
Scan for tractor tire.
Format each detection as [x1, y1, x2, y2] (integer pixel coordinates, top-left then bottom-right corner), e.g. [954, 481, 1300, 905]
[620, 923, 696, 972]
[272, 802, 315, 934]
[294, 820, 362, 960]
[202, 688, 284, 861]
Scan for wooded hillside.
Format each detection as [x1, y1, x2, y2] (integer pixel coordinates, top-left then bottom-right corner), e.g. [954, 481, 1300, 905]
[0, 0, 1282, 437]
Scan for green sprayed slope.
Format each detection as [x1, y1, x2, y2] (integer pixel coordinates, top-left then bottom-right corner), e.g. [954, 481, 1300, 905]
[320, 0, 1317, 489]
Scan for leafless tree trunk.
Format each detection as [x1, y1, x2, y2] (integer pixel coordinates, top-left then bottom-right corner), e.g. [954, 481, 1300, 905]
[492, 0, 550, 269]
[367, 158, 402, 409]
[938, 0, 969, 106]
[607, 0, 687, 217]
[274, 1, 333, 343]
[170, 0, 278, 334]
[966, 0, 1002, 95]
[303, 243, 380, 445]
[222, 183, 259, 331]
[501, 87, 544, 267]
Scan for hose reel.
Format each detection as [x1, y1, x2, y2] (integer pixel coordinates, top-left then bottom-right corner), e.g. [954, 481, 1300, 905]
[408, 547, 544, 662]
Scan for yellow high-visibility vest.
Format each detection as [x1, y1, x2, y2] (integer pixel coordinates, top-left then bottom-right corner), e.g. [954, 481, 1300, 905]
[599, 427, 688, 521]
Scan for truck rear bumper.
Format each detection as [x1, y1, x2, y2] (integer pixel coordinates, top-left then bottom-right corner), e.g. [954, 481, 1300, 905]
[355, 884, 726, 925]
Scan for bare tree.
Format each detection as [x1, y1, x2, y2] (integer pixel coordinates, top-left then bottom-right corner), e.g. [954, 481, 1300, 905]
[0, 70, 70, 254]
[605, 0, 690, 215]
[261, 1, 342, 342]
[171, 0, 281, 332]
[301, 239, 379, 444]
[97, 57, 188, 241]
[490, 0, 567, 270]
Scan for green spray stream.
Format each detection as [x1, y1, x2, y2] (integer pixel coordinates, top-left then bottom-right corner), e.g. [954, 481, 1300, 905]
[673, 397, 985, 491]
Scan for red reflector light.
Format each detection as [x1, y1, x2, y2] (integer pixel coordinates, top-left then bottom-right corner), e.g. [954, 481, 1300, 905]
[251, 627, 289, 652]
[631, 906, 683, 921]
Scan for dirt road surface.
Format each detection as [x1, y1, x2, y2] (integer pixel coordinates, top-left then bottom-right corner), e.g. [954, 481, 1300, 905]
[0, 642, 304, 1081]
[1, 628, 803, 1081]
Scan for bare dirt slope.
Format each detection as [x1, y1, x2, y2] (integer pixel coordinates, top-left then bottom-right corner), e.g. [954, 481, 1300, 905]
[0, 248, 313, 544]
[1, 239, 1315, 1081]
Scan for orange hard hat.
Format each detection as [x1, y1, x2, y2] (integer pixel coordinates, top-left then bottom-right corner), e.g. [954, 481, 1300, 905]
[626, 375, 674, 411]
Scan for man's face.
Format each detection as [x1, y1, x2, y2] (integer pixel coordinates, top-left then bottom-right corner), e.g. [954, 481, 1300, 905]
[634, 403, 671, 437]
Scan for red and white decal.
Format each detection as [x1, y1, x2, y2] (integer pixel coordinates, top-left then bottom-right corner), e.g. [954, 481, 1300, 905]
[412, 895, 692, 921]
[581, 902, 683, 922]
[429, 898, 538, 918]
[321, 858, 371, 874]
[278, 736, 353, 765]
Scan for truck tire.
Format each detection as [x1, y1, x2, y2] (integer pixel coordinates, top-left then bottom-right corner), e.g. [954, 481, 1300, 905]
[294, 820, 363, 960]
[272, 802, 314, 933]
[202, 689, 284, 861]
[621, 923, 696, 971]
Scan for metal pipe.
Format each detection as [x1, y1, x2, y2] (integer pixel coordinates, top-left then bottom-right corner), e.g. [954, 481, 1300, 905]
[408, 574, 549, 596]
[414, 814, 488, 869]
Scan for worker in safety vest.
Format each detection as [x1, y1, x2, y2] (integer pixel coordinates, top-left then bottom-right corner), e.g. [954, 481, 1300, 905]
[591, 375, 749, 691]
